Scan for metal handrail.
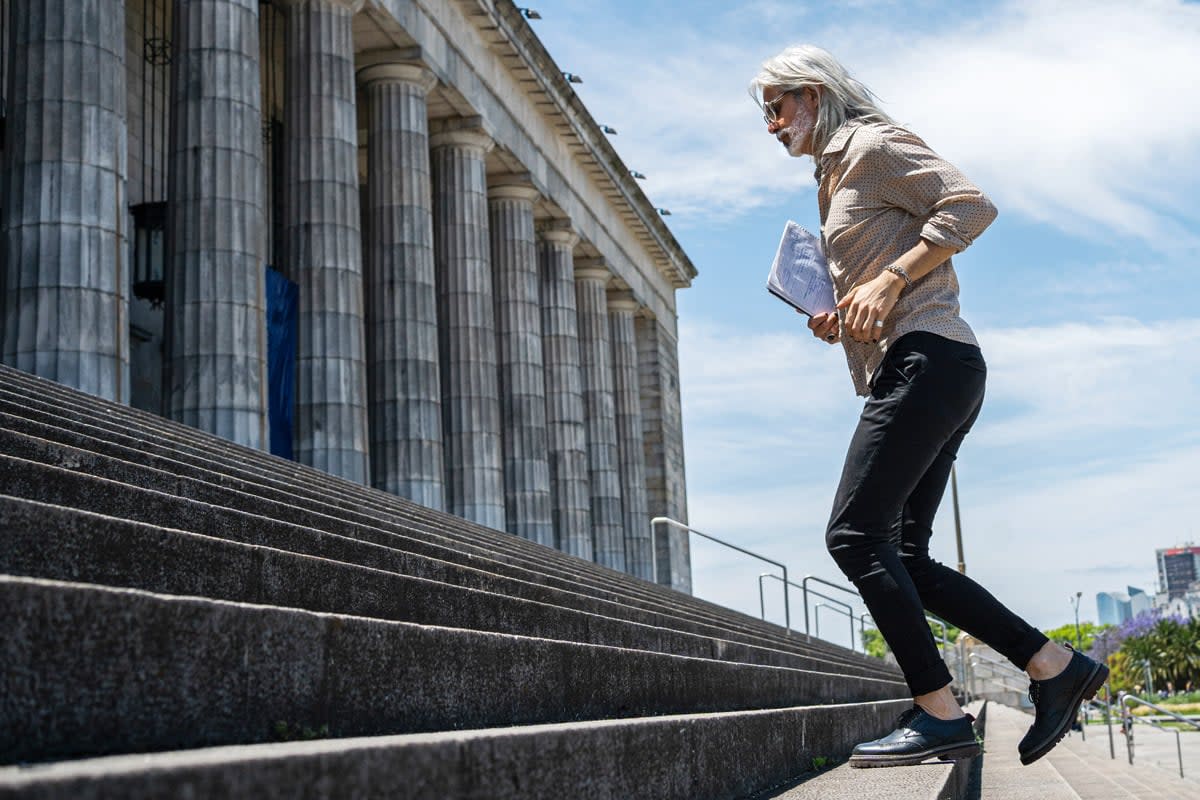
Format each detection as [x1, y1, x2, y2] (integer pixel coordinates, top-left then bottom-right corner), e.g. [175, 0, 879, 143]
[815, 601, 857, 643]
[925, 614, 949, 652]
[801, 575, 859, 638]
[969, 652, 1028, 680]
[1080, 686, 1116, 758]
[652, 517, 791, 632]
[758, 574, 855, 649]
[1118, 691, 1197, 778]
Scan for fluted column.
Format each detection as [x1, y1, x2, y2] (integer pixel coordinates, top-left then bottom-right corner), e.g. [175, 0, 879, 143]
[489, 177, 553, 545]
[609, 292, 652, 581]
[538, 222, 592, 559]
[2, 0, 130, 402]
[282, 0, 368, 483]
[431, 124, 505, 529]
[637, 313, 692, 592]
[575, 261, 624, 571]
[359, 62, 444, 508]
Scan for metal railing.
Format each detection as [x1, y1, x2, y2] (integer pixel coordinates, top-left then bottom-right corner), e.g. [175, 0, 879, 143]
[967, 652, 1030, 697]
[1118, 691, 1200, 778]
[652, 517, 791, 632]
[1080, 685, 1117, 758]
[815, 601, 857, 643]
[758, 573, 856, 648]
[801, 575, 859, 638]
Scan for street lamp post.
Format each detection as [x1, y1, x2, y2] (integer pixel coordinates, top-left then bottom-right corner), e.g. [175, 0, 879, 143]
[951, 465, 966, 574]
[1071, 591, 1083, 651]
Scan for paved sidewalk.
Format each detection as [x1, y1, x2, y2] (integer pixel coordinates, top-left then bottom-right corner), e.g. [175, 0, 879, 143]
[981, 703, 1200, 799]
[980, 703, 1078, 800]
[1072, 718, 1200, 785]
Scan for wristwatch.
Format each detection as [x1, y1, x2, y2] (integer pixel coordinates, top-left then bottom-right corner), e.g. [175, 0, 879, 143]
[884, 263, 912, 289]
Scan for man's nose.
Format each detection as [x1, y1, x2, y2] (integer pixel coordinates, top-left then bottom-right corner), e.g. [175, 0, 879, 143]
[767, 119, 781, 134]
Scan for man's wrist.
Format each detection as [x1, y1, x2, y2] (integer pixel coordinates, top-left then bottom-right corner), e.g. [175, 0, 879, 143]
[883, 263, 912, 290]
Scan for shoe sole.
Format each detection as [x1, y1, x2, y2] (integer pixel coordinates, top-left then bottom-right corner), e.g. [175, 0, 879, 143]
[1019, 660, 1110, 766]
[849, 741, 981, 769]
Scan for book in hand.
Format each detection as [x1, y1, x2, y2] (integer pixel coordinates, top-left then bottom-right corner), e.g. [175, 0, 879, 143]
[766, 220, 836, 318]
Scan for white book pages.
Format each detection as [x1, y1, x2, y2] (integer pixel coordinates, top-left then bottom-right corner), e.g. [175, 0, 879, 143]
[766, 220, 836, 317]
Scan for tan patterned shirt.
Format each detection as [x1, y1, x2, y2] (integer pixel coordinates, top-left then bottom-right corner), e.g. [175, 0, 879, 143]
[816, 120, 997, 395]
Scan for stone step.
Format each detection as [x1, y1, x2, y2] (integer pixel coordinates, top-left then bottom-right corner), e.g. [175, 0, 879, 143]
[0, 387, 688, 614]
[0, 371, 877, 671]
[0, 698, 911, 800]
[757, 700, 988, 800]
[0, 420, 889, 678]
[0, 366, 702, 613]
[0, 575, 908, 765]
[0, 494, 894, 679]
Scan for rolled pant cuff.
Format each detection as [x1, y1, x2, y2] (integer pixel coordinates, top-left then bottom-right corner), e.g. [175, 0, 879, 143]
[906, 660, 954, 696]
[1010, 630, 1051, 671]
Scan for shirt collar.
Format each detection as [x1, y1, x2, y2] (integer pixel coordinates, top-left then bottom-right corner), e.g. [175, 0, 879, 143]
[822, 119, 864, 159]
[815, 119, 865, 183]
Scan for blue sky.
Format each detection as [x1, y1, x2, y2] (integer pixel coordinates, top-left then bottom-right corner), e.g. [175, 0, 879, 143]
[531, 0, 1200, 643]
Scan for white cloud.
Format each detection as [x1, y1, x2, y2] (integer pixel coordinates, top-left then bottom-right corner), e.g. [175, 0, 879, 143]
[676, 316, 1200, 630]
[537, 0, 1200, 247]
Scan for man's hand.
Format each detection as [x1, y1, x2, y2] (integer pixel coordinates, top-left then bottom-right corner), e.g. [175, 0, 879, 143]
[805, 310, 840, 344]
[836, 272, 904, 342]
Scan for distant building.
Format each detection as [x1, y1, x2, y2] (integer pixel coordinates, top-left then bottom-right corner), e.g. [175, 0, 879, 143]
[1157, 545, 1200, 600]
[1156, 592, 1200, 620]
[1096, 586, 1150, 626]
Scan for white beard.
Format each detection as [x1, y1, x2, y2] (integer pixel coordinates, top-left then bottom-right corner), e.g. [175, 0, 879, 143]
[782, 103, 816, 158]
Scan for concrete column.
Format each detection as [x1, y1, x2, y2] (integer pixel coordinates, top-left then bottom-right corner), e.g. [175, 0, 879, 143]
[538, 221, 592, 559]
[430, 124, 505, 529]
[282, 0, 368, 483]
[1, 0, 130, 403]
[609, 292, 652, 581]
[162, 0, 266, 446]
[637, 313, 692, 592]
[359, 62, 445, 509]
[489, 176, 552, 546]
[574, 261, 624, 571]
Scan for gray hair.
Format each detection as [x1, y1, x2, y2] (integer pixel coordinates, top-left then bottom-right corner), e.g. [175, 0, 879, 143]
[750, 44, 894, 156]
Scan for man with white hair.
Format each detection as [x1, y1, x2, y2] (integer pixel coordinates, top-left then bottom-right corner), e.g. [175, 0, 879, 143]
[751, 44, 1108, 768]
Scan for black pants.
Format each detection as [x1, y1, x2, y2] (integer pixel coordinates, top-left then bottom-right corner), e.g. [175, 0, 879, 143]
[826, 332, 1048, 695]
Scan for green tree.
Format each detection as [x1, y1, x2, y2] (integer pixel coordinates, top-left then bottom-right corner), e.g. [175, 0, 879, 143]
[861, 619, 961, 659]
[1042, 621, 1112, 652]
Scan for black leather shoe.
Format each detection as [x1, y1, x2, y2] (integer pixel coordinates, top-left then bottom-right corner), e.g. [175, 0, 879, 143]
[849, 706, 980, 768]
[1019, 647, 1109, 765]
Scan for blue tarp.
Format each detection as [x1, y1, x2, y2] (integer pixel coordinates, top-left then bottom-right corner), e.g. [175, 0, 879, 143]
[265, 266, 298, 460]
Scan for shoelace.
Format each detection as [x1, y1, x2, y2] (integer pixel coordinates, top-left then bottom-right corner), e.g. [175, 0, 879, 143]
[895, 706, 923, 728]
[1028, 681, 1040, 707]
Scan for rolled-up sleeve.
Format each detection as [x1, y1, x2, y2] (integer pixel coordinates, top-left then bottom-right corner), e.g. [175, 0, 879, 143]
[874, 131, 997, 253]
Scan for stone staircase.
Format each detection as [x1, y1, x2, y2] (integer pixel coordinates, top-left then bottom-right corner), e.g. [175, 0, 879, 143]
[0, 363, 920, 798]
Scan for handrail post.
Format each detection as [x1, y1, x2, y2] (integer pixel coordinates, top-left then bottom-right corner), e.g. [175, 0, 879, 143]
[1176, 729, 1184, 779]
[652, 517, 792, 634]
[802, 577, 811, 635]
[1120, 691, 1134, 765]
[1105, 684, 1115, 760]
[781, 565, 791, 633]
[758, 573, 768, 621]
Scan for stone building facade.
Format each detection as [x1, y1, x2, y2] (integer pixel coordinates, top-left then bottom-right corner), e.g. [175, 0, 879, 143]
[0, 0, 694, 591]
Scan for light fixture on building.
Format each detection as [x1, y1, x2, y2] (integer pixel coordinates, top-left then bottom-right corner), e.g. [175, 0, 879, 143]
[519, 8, 541, 19]
[131, 202, 168, 306]
[630, 170, 646, 180]
[657, 208, 672, 216]
[601, 125, 617, 135]
[562, 72, 583, 84]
